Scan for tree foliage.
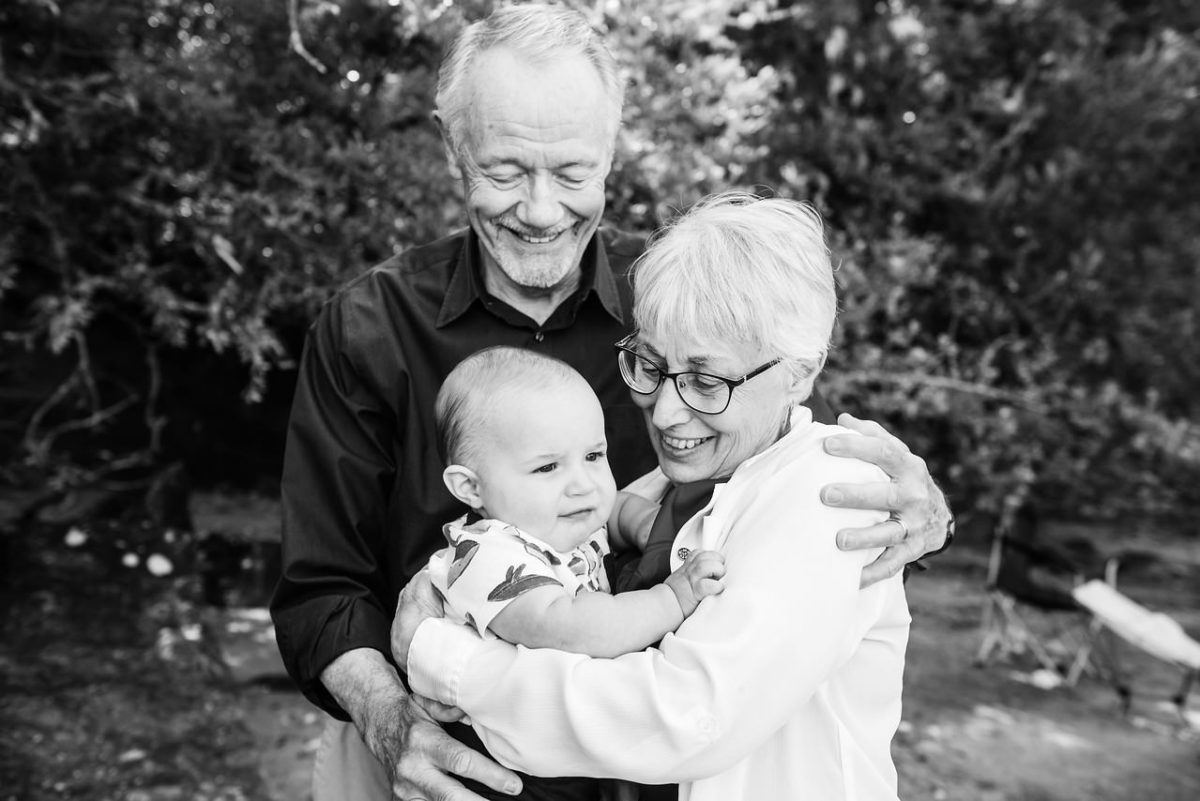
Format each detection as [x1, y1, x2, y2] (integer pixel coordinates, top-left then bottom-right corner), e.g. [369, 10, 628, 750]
[3, 0, 1198, 531]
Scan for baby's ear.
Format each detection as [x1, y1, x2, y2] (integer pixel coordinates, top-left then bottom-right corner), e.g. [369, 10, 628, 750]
[443, 464, 483, 508]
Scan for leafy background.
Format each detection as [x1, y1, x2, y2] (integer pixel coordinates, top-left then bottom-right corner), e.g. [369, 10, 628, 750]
[3, 0, 1199, 534]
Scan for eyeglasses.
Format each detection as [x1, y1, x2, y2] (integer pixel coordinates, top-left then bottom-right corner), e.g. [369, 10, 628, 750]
[614, 335, 782, 415]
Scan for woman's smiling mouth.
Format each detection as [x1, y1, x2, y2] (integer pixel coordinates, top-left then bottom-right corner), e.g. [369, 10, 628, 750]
[661, 434, 713, 452]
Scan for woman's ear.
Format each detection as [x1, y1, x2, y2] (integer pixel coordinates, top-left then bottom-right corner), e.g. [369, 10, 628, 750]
[785, 354, 825, 404]
[443, 464, 483, 508]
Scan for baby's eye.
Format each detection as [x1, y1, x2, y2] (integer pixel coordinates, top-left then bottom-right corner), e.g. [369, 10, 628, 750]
[534, 463, 558, 474]
[585, 450, 607, 462]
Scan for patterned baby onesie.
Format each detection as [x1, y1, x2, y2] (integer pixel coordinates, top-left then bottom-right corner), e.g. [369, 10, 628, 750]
[427, 515, 612, 639]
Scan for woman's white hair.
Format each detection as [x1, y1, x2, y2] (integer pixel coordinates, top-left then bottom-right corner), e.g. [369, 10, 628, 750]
[435, 3, 625, 158]
[632, 192, 837, 373]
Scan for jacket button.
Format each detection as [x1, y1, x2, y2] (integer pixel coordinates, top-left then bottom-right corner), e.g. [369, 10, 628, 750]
[677, 547, 690, 560]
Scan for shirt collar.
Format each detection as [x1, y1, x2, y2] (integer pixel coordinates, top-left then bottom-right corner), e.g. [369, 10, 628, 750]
[437, 227, 626, 328]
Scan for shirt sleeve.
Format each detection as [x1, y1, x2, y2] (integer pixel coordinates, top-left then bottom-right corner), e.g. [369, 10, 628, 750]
[269, 300, 399, 719]
[429, 527, 566, 638]
[408, 444, 901, 782]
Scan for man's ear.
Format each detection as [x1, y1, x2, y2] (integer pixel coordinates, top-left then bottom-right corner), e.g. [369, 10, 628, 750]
[443, 464, 483, 508]
[432, 111, 463, 181]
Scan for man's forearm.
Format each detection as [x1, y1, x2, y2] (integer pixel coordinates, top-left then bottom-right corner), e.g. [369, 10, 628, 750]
[321, 647, 409, 746]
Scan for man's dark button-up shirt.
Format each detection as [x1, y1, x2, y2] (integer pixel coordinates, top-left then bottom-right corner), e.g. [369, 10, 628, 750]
[271, 226, 660, 717]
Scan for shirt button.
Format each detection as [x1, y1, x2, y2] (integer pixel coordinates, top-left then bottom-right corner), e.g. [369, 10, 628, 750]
[534, 331, 544, 342]
[677, 547, 690, 561]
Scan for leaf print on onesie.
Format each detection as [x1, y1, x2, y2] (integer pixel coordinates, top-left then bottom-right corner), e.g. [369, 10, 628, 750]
[445, 539, 479, 588]
[522, 539, 562, 566]
[487, 564, 561, 602]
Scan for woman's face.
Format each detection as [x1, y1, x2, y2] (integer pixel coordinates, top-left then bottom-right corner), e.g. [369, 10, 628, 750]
[631, 325, 799, 484]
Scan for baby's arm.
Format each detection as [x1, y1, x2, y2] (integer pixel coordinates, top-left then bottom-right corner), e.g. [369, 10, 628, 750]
[488, 551, 726, 658]
[606, 491, 660, 552]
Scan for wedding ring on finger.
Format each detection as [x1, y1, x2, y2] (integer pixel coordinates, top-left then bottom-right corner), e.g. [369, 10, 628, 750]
[888, 512, 909, 541]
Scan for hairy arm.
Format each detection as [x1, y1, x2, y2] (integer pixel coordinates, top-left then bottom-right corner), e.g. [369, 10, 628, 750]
[322, 647, 521, 800]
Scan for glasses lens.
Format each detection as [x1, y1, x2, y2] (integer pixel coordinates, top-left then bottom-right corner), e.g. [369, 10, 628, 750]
[677, 373, 731, 414]
[619, 349, 663, 393]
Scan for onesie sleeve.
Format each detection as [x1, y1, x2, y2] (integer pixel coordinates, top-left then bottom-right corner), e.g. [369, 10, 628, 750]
[428, 524, 566, 638]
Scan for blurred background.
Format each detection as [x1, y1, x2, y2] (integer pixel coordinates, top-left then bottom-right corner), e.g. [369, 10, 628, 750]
[2, 1, 1198, 799]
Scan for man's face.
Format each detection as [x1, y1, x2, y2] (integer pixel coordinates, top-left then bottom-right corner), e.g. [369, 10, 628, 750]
[451, 47, 614, 294]
[471, 378, 617, 553]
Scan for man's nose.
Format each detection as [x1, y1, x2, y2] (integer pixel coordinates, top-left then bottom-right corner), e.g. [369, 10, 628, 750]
[518, 174, 565, 231]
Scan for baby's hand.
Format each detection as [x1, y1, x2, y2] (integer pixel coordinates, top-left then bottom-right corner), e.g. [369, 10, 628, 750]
[664, 550, 726, 616]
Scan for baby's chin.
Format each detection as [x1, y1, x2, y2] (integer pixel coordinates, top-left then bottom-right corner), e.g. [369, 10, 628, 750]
[540, 514, 605, 552]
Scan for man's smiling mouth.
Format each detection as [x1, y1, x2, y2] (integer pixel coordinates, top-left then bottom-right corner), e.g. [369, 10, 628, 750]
[498, 220, 577, 245]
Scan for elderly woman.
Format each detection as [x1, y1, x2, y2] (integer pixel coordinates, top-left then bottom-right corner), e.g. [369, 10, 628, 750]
[397, 193, 910, 800]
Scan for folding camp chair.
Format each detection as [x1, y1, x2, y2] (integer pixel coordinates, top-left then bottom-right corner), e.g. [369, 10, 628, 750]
[977, 508, 1200, 721]
[974, 506, 1121, 688]
[1072, 577, 1200, 722]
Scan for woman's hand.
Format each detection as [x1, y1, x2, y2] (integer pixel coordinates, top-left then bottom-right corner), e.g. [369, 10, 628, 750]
[820, 413, 953, 588]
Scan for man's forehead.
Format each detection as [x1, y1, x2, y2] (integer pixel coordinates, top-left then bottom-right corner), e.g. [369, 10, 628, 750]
[467, 49, 610, 122]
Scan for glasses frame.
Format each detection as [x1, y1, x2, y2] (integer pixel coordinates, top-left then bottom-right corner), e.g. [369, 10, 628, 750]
[613, 335, 782, 415]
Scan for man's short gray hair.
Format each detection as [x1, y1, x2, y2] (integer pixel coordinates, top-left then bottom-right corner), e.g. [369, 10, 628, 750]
[435, 346, 583, 467]
[435, 3, 625, 158]
[632, 192, 837, 372]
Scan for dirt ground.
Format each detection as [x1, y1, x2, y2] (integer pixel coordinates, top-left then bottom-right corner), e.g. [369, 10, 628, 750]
[2, 500, 1198, 801]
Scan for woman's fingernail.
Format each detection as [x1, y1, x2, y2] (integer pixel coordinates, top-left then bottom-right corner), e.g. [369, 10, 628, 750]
[823, 488, 843, 504]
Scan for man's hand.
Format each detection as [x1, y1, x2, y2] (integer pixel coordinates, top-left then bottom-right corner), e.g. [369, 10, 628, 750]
[821, 412, 952, 588]
[322, 581, 521, 801]
[371, 693, 519, 801]
[391, 569, 446, 668]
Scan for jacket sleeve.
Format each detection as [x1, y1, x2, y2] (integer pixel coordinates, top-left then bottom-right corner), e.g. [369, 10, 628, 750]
[270, 299, 400, 718]
[409, 446, 899, 782]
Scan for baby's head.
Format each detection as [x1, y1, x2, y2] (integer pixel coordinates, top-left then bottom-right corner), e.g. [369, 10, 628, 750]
[435, 346, 617, 552]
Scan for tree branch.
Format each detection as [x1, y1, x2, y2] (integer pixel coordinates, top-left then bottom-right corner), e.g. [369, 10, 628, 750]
[288, 0, 328, 74]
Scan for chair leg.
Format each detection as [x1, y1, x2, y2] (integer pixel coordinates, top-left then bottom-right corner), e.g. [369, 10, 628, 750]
[975, 591, 1007, 666]
[1172, 669, 1196, 726]
[1065, 617, 1103, 686]
[1090, 627, 1132, 715]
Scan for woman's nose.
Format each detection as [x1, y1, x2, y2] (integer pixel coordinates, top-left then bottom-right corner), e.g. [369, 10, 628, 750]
[651, 379, 692, 429]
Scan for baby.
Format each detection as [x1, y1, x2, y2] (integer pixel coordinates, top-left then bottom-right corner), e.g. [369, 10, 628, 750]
[427, 346, 725, 659]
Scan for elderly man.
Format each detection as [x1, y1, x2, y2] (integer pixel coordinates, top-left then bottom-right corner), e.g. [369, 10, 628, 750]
[271, 5, 953, 801]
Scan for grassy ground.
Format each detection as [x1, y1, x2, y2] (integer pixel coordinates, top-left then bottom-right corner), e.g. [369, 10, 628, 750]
[2, 504, 1198, 801]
